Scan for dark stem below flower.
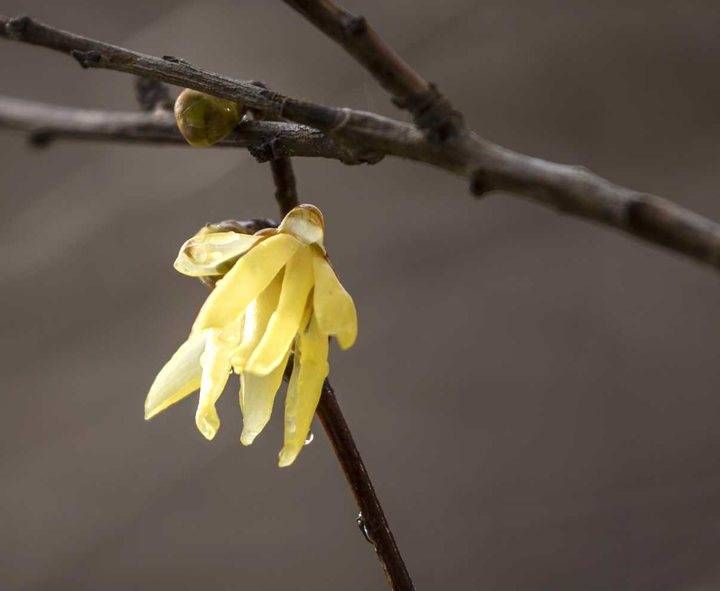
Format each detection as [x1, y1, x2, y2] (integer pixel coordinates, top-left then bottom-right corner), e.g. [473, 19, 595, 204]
[315, 381, 415, 591]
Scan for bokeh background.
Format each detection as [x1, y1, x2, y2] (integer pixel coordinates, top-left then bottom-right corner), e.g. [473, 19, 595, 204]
[2, 1, 720, 589]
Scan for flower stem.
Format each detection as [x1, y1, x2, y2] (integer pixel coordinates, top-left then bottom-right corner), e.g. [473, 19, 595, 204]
[269, 157, 299, 218]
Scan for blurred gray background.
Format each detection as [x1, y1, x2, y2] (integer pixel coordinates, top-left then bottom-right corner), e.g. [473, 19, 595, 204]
[2, 1, 720, 589]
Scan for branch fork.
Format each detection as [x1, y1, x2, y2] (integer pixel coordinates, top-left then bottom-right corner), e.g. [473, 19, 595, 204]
[3, 11, 716, 270]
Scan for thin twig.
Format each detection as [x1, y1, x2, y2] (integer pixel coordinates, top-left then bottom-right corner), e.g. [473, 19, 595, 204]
[3, 15, 720, 271]
[0, 95, 379, 163]
[280, 0, 462, 141]
[264, 144, 415, 591]
[315, 382, 415, 591]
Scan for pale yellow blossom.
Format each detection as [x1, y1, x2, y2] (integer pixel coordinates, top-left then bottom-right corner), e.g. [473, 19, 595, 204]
[145, 205, 357, 466]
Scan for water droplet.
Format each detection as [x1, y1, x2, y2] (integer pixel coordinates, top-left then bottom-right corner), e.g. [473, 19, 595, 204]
[304, 432, 314, 445]
[356, 512, 373, 545]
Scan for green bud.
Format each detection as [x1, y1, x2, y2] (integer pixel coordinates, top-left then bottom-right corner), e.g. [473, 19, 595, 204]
[174, 89, 245, 147]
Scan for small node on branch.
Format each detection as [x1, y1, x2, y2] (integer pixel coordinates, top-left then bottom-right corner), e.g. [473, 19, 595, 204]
[5, 15, 32, 39]
[341, 14, 368, 37]
[394, 83, 464, 143]
[71, 49, 102, 69]
[248, 138, 282, 163]
[470, 169, 494, 198]
[162, 55, 188, 65]
[247, 81, 272, 121]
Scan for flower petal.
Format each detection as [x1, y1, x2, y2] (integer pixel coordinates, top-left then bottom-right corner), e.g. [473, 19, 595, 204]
[192, 233, 301, 332]
[239, 350, 291, 446]
[195, 329, 233, 440]
[278, 317, 329, 467]
[312, 250, 358, 349]
[174, 230, 262, 277]
[277, 204, 324, 247]
[245, 247, 314, 376]
[231, 271, 283, 373]
[145, 330, 205, 420]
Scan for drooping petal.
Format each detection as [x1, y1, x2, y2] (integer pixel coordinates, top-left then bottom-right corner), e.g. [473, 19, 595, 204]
[312, 250, 358, 349]
[231, 271, 283, 374]
[192, 233, 301, 332]
[195, 329, 233, 440]
[278, 316, 329, 467]
[174, 230, 262, 277]
[239, 350, 291, 446]
[145, 330, 206, 420]
[245, 247, 314, 376]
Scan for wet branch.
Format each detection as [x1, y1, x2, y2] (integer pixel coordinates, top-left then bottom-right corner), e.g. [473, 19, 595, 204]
[3, 13, 720, 270]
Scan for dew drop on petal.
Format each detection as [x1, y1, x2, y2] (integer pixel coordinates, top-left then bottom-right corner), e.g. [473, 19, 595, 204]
[304, 432, 314, 445]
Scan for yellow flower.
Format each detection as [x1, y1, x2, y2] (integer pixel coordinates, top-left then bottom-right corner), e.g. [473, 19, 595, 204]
[145, 205, 357, 466]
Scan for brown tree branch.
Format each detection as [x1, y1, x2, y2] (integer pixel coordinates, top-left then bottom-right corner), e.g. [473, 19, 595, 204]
[282, 0, 427, 103]
[0, 95, 379, 163]
[3, 15, 720, 271]
[280, 0, 462, 141]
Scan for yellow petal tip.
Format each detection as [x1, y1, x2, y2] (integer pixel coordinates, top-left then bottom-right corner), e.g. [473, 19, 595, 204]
[337, 332, 356, 350]
[278, 446, 301, 467]
[195, 416, 218, 440]
[144, 401, 166, 421]
[240, 430, 258, 446]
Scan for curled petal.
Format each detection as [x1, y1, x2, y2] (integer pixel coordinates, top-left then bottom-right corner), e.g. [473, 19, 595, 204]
[239, 350, 291, 446]
[279, 317, 329, 467]
[312, 250, 358, 349]
[193, 233, 301, 332]
[231, 272, 283, 374]
[195, 330, 233, 440]
[245, 248, 314, 376]
[174, 230, 262, 277]
[145, 330, 206, 420]
[277, 204, 325, 248]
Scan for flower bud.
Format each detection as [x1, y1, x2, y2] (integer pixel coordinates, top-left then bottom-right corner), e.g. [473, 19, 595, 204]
[174, 89, 245, 146]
